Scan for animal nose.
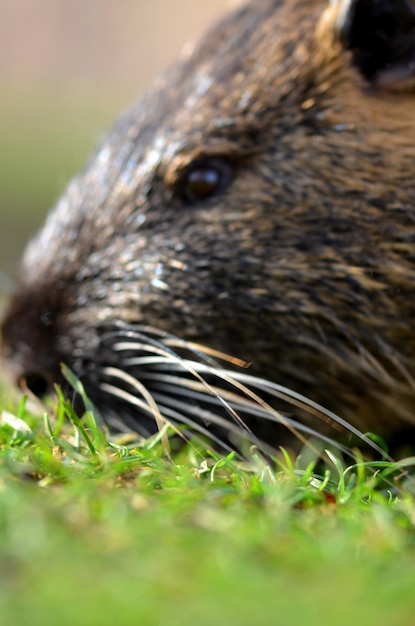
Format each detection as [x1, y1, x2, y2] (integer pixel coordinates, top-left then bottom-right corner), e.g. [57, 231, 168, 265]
[20, 371, 52, 398]
[1, 295, 62, 400]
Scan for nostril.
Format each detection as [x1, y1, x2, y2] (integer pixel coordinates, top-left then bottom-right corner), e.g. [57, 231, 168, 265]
[20, 372, 50, 398]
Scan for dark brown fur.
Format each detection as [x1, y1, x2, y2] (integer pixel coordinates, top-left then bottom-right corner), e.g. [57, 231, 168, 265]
[2, 0, 415, 451]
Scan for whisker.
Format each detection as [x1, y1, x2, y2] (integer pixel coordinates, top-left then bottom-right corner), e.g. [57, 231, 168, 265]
[100, 380, 240, 456]
[89, 322, 393, 461]
[117, 354, 389, 458]
[101, 360, 353, 456]
[151, 392, 272, 455]
[111, 341, 259, 440]
[101, 366, 186, 453]
[148, 382, 354, 458]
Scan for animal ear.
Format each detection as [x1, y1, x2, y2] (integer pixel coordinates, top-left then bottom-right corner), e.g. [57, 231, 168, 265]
[336, 0, 415, 88]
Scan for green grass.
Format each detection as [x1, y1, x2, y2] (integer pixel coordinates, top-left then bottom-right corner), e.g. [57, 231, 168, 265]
[0, 384, 415, 626]
[3, 85, 415, 624]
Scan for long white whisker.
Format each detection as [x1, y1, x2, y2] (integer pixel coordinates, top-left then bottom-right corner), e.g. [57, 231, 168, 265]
[91, 322, 392, 460]
[121, 357, 390, 460]
[100, 380, 239, 455]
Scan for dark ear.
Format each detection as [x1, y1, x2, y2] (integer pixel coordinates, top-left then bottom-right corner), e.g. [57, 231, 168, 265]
[336, 0, 415, 88]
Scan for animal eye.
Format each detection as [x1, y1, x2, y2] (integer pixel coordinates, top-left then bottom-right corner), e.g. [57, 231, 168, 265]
[177, 158, 234, 203]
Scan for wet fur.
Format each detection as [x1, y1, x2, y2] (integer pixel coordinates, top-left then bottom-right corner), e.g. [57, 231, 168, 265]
[2, 0, 415, 454]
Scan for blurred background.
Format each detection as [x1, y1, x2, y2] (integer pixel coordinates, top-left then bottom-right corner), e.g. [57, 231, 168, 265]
[0, 0, 240, 285]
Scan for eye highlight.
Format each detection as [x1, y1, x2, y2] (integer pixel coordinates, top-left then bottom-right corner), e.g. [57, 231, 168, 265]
[177, 158, 234, 204]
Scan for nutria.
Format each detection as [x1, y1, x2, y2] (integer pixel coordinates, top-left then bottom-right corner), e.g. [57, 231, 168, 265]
[2, 0, 415, 455]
